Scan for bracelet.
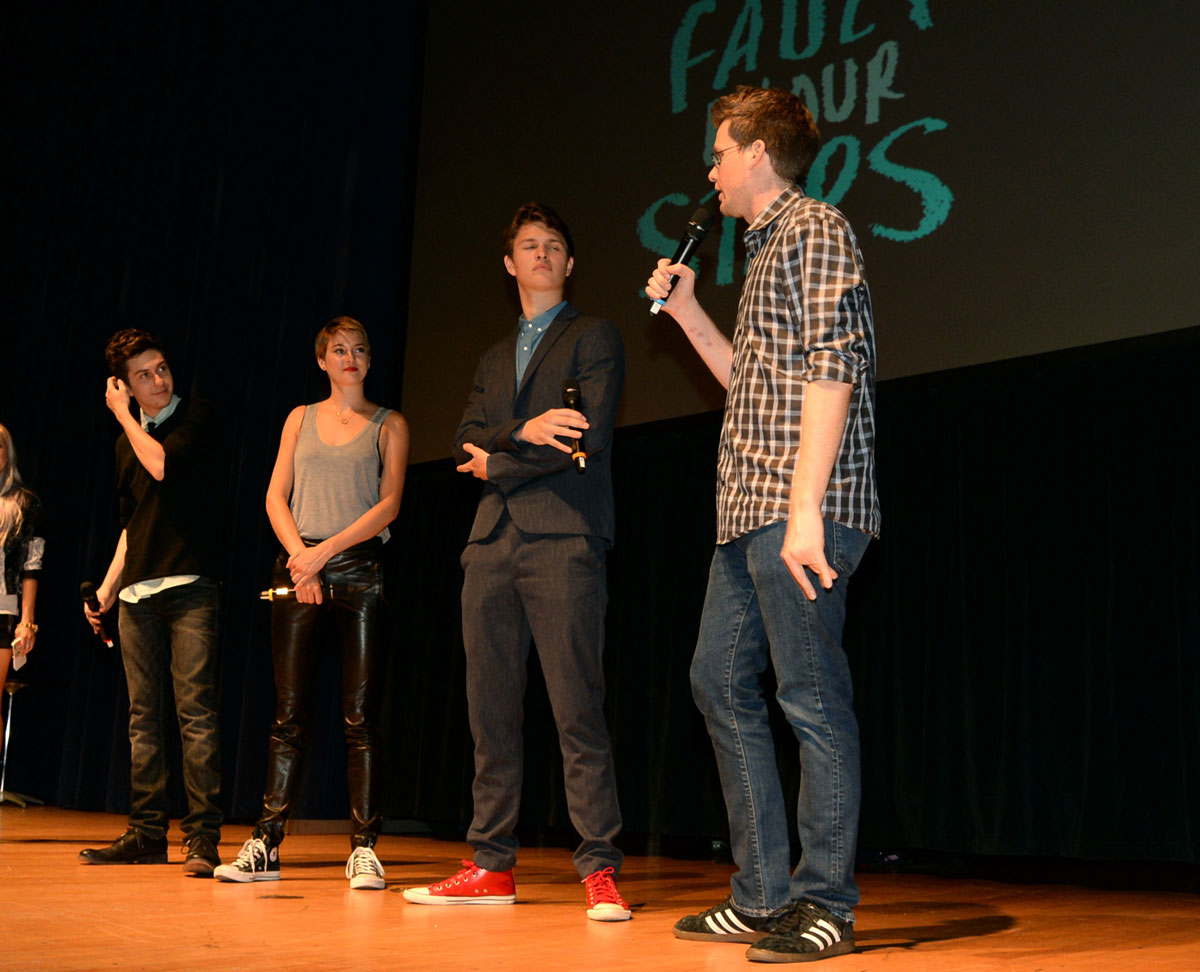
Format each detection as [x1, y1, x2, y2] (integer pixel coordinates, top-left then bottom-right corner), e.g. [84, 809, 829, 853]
[15, 621, 37, 633]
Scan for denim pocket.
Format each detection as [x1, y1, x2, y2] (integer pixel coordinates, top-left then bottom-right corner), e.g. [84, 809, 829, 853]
[828, 520, 871, 578]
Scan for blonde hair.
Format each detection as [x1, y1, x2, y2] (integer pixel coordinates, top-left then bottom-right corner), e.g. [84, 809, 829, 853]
[0, 423, 28, 549]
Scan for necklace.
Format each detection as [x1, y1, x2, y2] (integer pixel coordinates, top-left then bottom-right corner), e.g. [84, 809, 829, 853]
[332, 404, 352, 425]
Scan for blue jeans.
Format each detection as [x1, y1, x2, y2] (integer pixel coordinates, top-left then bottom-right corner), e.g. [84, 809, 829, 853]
[118, 577, 222, 841]
[690, 519, 871, 921]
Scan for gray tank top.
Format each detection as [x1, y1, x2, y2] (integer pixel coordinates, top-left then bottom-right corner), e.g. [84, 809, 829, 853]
[289, 404, 391, 543]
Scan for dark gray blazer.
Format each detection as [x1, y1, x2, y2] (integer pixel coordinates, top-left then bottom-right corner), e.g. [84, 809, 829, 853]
[453, 303, 625, 546]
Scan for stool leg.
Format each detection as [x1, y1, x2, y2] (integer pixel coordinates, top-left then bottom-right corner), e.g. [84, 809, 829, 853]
[0, 691, 14, 803]
[1, 688, 41, 808]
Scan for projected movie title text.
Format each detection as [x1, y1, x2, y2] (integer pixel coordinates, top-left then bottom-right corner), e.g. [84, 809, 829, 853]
[639, 0, 954, 288]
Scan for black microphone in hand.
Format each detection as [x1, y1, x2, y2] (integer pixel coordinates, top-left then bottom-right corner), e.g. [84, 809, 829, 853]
[650, 207, 713, 315]
[80, 581, 114, 647]
[561, 378, 586, 475]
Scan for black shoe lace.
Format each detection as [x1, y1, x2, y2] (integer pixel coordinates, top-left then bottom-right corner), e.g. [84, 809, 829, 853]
[768, 899, 818, 934]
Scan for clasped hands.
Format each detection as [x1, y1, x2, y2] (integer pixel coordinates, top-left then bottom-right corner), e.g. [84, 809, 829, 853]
[287, 545, 330, 604]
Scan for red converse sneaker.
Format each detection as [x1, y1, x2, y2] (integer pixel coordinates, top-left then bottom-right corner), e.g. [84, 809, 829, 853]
[402, 859, 516, 905]
[583, 866, 631, 921]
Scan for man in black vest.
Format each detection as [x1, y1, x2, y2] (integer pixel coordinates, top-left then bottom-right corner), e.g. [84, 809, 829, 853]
[81, 329, 225, 876]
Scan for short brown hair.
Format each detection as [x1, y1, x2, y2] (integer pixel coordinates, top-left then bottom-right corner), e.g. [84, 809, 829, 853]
[105, 328, 166, 382]
[502, 202, 575, 258]
[315, 316, 371, 359]
[711, 86, 821, 185]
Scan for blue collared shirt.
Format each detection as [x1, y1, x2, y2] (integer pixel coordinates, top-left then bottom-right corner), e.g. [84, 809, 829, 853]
[515, 300, 567, 390]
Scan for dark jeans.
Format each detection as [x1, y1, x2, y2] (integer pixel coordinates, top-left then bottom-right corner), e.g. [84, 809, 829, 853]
[461, 514, 622, 878]
[691, 519, 871, 921]
[118, 577, 222, 842]
[257, 541, 386, 849]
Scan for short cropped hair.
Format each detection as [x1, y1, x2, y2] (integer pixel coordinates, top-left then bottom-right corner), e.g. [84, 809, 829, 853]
[502, 202, 575, 258]
[315, 316, 371, 360]
[711, 86, 822, 185]
[105, 329, 166, 382]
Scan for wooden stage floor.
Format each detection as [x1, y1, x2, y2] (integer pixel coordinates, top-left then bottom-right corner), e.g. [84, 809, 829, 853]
[1, 807, 1196, 971]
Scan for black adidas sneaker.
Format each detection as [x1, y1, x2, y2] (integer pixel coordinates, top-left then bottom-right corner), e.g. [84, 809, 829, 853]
[674, 895, 776, 943]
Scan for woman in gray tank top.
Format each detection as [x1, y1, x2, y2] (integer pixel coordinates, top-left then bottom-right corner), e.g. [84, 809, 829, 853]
[215, 317, 409, 890]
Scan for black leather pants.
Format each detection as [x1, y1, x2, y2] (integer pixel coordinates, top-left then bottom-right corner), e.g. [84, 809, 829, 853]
[257, 540, 385, 848]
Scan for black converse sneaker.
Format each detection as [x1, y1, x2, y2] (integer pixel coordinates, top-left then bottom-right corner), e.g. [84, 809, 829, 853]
[745, 899, 855, 963]
[213, 836, 280, 883]
[674, 895, 775, 943]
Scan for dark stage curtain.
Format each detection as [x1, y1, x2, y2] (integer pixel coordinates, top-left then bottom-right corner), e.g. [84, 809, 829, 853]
[8, 5, 425, 826]
[852, 328, 1199, 863]
[381, 328, 1198, 865]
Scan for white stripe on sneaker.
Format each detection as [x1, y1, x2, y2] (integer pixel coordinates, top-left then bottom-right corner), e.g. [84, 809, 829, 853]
[707, 908, 755, 935]
[816, 918, 841, 940]
[800, 922, 839, 949]
[724, 910, 756, 933]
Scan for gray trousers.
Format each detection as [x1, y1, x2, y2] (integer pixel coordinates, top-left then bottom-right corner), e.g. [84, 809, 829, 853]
[461, 513, 623, 877]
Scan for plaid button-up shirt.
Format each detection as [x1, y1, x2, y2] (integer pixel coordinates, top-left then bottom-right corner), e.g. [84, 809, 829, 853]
[716, 185, 880, 544]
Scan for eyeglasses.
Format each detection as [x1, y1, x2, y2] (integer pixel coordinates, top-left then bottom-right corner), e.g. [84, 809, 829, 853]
[710, 143, 746, 168]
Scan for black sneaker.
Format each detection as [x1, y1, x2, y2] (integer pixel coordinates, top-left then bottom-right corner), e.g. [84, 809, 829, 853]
[674, 895, 775, 943]
[213, 836, 280, 883]
[182, 835, 220, 877]
[78, 829, 168, 865]
[746, 899, 855, 963]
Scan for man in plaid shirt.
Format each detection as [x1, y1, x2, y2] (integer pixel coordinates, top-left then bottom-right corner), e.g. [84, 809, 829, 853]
[646, 86, 879, 963]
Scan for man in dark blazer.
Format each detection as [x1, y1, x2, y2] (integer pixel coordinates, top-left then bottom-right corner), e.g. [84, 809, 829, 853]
[402, 202, 630, 921]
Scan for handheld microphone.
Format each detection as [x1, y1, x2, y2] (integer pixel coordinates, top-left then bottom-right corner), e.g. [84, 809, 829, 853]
[80, 581, 114, 647]
[561, 378, 586, 475]
[650, 207, 713, 315]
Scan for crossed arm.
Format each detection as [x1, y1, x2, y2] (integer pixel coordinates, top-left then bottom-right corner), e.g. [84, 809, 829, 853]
[454, 323, 624, 487]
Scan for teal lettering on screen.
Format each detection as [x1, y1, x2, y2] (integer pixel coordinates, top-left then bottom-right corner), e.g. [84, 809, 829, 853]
[866, 117, 953, 240]
[647, 0, 951, 293]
